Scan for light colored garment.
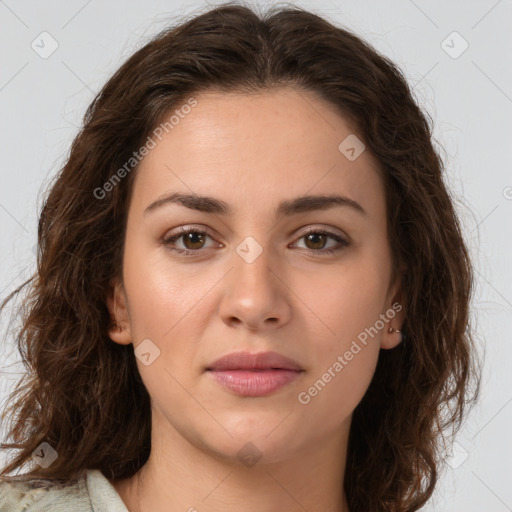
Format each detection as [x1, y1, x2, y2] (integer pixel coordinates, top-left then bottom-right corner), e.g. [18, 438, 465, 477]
[0, 468, 129, 511]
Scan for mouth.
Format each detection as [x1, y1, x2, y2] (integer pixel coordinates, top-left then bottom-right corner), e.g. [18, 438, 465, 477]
[205, 351, 304, 397]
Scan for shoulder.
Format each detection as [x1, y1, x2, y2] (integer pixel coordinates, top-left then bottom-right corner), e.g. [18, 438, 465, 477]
[0, 470, 92, 512]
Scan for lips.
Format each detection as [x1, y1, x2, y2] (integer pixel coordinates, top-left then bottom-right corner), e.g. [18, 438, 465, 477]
[206, 351, 303, 372]
[206, 351, 304, 397]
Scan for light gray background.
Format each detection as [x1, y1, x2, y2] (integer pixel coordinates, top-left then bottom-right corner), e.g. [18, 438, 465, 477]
[1, 0, 511, 510]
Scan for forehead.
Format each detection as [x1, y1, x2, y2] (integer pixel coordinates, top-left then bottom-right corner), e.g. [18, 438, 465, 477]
[130, 87, 386, 220]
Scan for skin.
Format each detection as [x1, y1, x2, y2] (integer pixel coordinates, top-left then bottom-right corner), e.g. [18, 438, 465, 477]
[106, 86, 405, 512]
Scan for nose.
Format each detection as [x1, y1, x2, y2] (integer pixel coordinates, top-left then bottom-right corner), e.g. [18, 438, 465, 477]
[218, 242, 292, 332]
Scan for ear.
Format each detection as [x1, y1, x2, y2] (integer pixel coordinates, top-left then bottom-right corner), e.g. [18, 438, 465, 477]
[380, 275, 406, 350]
[106, 277, 133, 345]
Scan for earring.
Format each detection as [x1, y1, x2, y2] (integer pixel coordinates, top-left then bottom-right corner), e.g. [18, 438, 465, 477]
[388, 326, 405, 341]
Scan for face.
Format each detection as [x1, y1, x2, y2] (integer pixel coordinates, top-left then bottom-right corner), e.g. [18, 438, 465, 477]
[107, 87, 404, 466]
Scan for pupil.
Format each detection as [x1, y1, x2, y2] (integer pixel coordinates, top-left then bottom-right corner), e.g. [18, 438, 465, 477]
[307, 233, 325, 249]
[185, 233, 204, 249]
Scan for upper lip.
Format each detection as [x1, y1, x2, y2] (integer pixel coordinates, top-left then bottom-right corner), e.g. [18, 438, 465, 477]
[206, 351, 303, 371]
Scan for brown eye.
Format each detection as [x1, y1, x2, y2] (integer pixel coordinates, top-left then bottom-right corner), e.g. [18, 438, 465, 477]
[163, 227, 218, 254]
[304, 232, 329, 250]
[293, 229, 350, 255]
[181, 231, 207, 250]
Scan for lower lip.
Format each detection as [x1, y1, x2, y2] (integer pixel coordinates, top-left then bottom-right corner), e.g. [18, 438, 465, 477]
[207, 369, 303, 397]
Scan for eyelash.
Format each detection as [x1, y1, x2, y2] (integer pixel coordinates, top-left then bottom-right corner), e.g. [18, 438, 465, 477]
[162, 226, 350, 256]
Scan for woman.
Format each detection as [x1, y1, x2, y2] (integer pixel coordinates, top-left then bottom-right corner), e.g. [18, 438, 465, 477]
[0, 2, 481, 511]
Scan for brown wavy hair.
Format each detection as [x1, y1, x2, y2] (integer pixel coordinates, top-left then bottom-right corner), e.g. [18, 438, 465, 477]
[0, 2, 481, 511]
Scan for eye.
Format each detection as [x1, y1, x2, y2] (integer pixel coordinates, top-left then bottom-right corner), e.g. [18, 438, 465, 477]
[162, 226, 350, 256]
[162, 226, 220, 255]
[292, 228, 350, 255]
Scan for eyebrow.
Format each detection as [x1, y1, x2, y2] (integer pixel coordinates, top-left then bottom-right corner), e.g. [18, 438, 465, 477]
[144, 192, 366, 217]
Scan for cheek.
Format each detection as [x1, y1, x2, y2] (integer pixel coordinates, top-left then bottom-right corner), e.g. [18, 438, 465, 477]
[122, 241, 209, 337]
[297, 344, 378, 431]
[293, 256, 390, 415]
[297, 256, 391, 344]
[121, 249, 211, 395]
[295, 261, 386, 421]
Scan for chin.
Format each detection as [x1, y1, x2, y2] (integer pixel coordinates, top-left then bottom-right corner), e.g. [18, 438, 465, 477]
[198, 413, 305, 465]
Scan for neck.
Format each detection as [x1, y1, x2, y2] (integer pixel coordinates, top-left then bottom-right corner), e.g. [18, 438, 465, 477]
[111, 411, 351, 512]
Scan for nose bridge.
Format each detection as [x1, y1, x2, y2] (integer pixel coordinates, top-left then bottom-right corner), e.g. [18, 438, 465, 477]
[232, 235, 277, 302]
[219, 234, 290, 330]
